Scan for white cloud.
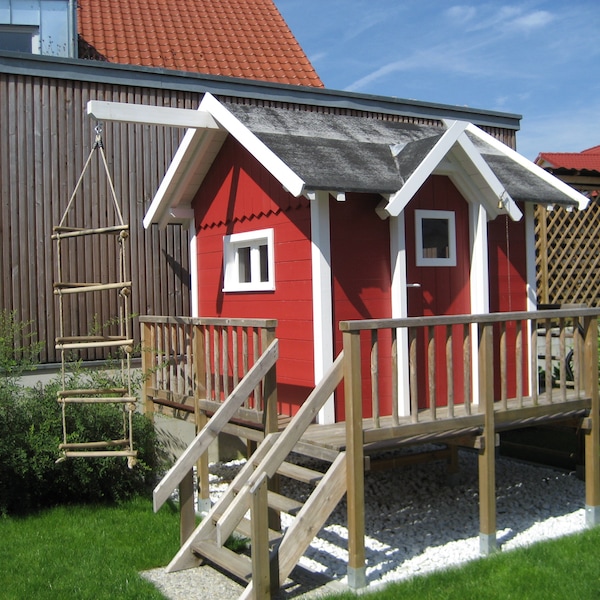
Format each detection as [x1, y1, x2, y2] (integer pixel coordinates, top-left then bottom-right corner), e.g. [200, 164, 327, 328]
[512, 10, 554, 30]
[445, 5, 477, 23]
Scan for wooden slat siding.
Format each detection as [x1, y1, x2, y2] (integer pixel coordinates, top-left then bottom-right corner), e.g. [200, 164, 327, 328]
[0, 72, 196, 363]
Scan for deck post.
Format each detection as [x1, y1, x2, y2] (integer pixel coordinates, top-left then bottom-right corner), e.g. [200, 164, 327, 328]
[179, 469, 195, 545]
[583, 316, 600, 526]
[193, 323, 211, 515]
[343, 330, 367, 590]
[478, 321, 497, 554]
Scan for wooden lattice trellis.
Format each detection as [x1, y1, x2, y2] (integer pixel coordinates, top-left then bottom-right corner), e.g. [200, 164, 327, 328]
[536, 201, 600, 307]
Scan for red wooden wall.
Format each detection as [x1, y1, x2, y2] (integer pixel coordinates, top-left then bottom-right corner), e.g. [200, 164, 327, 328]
[193, 137, 314, 415]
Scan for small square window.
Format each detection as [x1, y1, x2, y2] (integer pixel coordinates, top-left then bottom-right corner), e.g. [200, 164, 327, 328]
[415, 209, 456, 267]
[223, 229, 275, 292]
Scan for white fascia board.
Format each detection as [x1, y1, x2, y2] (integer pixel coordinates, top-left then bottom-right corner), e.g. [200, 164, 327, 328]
[453, 127, 522, 222]
[87, 100, 219, 129]
[143, 125, 207, 229]
[384, 120, 469, 217]
[466, 123, 590, 210]
[200, 93, 306, 198]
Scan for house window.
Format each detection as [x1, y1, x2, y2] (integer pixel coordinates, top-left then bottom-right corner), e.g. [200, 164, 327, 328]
[223, 228, 275, 291]
[0, 26, 40, 54]
[415, 209, 457, 267]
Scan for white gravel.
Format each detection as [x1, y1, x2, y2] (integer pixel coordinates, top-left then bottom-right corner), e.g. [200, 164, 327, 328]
[143, 446, 588, 598]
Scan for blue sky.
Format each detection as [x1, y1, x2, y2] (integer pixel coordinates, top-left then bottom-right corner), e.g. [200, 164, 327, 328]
[277, 1, 600, 160]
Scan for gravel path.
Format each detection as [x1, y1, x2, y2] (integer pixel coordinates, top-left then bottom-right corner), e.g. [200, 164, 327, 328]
[142, 447, 587, 599]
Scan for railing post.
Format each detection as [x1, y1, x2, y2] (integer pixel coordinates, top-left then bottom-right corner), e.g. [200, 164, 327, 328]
[478, 321, 497, 555]
[343, 329, 366, 590]
[583, 315, 600, 526]
[140, 320, 155, 423]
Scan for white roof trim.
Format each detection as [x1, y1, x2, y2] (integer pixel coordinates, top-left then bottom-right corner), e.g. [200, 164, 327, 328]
[144, 93, 306, 228]
[384, 120, 468, 217]
[200, 93, 305, 197]
[465, 124, 590, 210]
[452, 123, 522, 221]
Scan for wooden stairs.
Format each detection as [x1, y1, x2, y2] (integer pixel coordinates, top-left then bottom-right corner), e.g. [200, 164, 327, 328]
[153, 351, 346, 599]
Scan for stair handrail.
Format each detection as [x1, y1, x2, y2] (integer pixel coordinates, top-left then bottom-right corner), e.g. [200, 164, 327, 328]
[153, 338, 279, 512]
[215, 351, 345, 546]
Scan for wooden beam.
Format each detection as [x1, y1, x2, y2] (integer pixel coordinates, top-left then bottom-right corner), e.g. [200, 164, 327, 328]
[87, 100, 220, 129]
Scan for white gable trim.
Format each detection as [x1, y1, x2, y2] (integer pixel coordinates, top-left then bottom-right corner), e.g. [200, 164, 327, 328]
[465, 124, 590, 210]
[384, 120, 469, 217]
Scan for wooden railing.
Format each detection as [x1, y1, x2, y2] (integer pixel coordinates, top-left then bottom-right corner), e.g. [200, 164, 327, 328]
[340, 307, 600, 429]
[340, 307, 600, 587]
[140, 316, 278, 426]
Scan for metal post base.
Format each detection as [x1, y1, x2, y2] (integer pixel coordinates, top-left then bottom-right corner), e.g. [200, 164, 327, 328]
[585, 504, 600, 527]
[347, 565, 367, 590]
[196, 497, 211, 517]
[479, 532, 498, 556]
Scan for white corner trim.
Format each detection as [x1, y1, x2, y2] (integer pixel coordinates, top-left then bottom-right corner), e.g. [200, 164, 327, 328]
[384, 120, 469, 217]
[465, 124, 590, 210]
[454, 130, 522, 222]
[200, 93, 306, 198]
[189, 223, 199, 318]
[310, 191, 335, 424]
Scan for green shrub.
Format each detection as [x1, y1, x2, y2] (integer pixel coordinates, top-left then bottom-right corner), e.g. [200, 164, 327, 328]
[0, 371, 163, 516]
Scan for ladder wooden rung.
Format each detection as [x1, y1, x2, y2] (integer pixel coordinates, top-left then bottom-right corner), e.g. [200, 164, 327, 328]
[192, 540, 252, 582]
[54, 281, 132, 294]
[58, 387, 128, 397]
[55, 338, 134, 350]
[277, 461, 324, 485]
[60, 439, 130, 450]
[58, 397, 137, 404]
[60, 450, 137, 458]
[52, 224, 129, 238]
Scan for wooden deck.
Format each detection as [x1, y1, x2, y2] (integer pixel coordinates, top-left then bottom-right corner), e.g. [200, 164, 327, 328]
[300, 390, 591, 454]
[142, 308, 600, 598]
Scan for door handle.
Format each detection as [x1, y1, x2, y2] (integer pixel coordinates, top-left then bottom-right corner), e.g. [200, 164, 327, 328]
[406, 283, 421, 288]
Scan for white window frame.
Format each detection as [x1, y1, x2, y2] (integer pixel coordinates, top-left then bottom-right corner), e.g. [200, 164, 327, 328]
[223, 228, 275, 292]
[415, 209, 457, 267]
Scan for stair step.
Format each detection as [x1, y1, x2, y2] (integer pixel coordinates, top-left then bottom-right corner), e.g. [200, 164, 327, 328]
[192, 540, 252, 582]
[235, 517, 282, 544]
[277, 461, 324, 485]
[267, 490, 303, 516]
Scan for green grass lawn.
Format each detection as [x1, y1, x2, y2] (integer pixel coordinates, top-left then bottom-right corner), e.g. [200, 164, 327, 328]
[325, 526, 600, 599]
[0, 496, 180, 600]
[2, 497, 600, 600]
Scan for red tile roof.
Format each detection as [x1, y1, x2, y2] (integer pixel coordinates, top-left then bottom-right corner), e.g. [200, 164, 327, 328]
[536, 145, 600, 173]
[77, 0, 323, 87]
